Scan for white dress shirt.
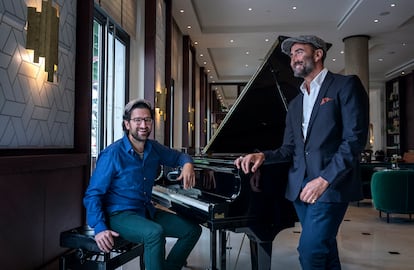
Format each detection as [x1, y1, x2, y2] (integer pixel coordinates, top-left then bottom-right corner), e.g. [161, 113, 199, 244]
[300, 68, 328, 139]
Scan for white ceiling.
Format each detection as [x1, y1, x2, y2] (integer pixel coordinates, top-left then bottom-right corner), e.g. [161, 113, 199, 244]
[172, 0, 414, 108]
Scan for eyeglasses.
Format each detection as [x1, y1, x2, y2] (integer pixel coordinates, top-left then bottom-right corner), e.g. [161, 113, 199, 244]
[130, 117, 153, 125]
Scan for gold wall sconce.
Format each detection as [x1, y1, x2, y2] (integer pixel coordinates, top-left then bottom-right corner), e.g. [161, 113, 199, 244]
[156, 88, 167, 119]
[188, 108, 195, 131]
[26, 0, 59, 82]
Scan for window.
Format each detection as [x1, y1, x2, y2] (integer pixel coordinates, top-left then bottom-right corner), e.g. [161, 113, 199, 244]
[91, 8, 130, 171]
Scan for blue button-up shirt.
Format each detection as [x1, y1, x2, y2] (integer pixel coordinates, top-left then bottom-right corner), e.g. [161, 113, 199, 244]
[83, 134, 193, 235]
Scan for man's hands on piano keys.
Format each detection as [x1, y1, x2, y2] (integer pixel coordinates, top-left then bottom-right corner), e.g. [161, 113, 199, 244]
[177, 162, 196, 189]
[234, 152, 265, 174]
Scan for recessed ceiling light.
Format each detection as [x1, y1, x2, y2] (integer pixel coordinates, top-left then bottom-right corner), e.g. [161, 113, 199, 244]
[203, 61, 207, 65]
[332, 58, 336, 62]
[200, 54, 203, 57]
[245, 64, 249, 67]
[292, 6, 297, 10]
[245, 51, 250, 55]
[187, 25, 192, 29]
[390, 3, 396, 7]
[402, 42, 407, 46]
[378, 58, 384, 62]
[340, 50, 344, 54]
[230, 39, 234, 43]
[248, 8, 252, 11]
[265, 38, 269, 42]
[374, 19, 379, 23]
[180, 9, 184, 13]
[194, 41, 198, 45]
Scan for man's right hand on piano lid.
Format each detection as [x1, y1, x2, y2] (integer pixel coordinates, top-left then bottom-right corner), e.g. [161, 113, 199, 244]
[95, 229, 120, 253]
[234, 152, 265, 174]
[177, 162, 196, 189]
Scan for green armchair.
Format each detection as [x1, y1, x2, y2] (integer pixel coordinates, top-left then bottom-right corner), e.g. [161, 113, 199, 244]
[371, 170, 414, 223]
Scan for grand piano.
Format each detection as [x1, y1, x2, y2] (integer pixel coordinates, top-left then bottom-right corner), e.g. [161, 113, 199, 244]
[152, 36, 303, 270]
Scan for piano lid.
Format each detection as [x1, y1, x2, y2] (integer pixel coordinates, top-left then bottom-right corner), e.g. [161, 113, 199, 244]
[202, 36, 303, 156]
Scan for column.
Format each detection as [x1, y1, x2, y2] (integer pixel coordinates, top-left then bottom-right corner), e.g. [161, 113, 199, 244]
[343, 35, 370, 91]
[343, 35, 370, 149]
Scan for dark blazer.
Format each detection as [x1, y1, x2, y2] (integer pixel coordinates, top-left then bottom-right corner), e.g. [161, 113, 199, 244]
[264, 71, 369, 203]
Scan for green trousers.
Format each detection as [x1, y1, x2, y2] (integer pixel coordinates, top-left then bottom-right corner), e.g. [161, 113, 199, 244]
[109, 209, 201, 270]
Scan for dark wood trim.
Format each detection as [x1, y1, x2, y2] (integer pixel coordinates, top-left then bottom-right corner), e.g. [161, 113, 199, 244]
[75, 0, 93, 156]
[190, 43, 196, 152]
[0, 153, 88, 175]
[199, 67, 207, 147]
[182, 35, 190, 148]
[164, 0, 172, 146]
[145, 0, 156, 130]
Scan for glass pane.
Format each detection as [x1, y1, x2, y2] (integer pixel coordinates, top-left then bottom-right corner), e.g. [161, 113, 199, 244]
[114, 38, 126, 140]
[91, 16, 128, 174]
[91, 20, 102, 172]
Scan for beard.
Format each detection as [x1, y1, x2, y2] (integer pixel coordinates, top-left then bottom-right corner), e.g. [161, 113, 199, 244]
[292, 55, 316, 78]
[129, 128, 151, 142]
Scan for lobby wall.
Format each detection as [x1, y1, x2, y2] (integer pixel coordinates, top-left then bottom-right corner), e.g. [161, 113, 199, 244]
[0, 0, 91, 269]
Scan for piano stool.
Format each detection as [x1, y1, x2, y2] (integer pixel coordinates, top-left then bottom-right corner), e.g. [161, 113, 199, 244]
[59, 225, 145, 270]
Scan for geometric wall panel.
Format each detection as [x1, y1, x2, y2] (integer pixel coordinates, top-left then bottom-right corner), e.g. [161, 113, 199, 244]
[0, 0, 77, 148]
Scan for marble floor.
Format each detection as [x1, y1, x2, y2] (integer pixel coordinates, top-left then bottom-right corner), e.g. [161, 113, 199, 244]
[125, 200, 414, 270]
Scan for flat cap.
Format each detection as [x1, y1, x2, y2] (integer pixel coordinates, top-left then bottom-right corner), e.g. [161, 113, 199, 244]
[124, 99, 152, 114]
[281, 35, 328, 55]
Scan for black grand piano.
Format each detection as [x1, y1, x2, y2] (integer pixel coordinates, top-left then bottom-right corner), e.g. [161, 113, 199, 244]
[152, 36, 303, 270]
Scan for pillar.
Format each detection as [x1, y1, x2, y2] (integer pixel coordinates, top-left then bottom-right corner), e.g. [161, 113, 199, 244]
[343, 35, 370, 91]
[343, 35, 371, 149]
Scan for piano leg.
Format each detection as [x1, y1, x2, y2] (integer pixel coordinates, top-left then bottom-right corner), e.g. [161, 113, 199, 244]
[209, 229, 228, 270]
[249, 239, 272, 270]
[219, 230, 226, 270]
[210, 229, 217, 270]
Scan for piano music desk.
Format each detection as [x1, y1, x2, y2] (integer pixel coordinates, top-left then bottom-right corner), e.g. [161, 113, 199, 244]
[59, 226, 145, 270]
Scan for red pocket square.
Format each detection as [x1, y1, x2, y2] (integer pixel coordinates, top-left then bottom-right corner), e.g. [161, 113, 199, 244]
[320, 97, 333, 105]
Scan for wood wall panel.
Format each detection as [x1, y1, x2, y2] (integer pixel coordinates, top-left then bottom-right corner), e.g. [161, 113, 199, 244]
[0, 154, 88, 269]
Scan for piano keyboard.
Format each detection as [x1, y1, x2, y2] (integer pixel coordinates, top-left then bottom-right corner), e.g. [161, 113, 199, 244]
[152, 185, 211, 212]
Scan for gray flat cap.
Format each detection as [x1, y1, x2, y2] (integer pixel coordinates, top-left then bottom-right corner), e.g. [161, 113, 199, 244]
[281, 35, 328, 55]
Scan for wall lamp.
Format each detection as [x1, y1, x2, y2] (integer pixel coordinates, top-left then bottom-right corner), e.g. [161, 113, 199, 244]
[26, 0, 59, 82]
[155, 88, 167, 119]
[188, 108, 195, 131]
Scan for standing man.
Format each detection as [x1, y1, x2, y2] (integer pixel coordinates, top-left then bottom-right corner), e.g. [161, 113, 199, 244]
[235, 35, 369, 269]
[84, 99, 202, 270]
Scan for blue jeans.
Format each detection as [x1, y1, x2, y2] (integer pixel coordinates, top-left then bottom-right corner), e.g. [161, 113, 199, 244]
[293, 199, 348, 270]
[109, 209, 201, 270]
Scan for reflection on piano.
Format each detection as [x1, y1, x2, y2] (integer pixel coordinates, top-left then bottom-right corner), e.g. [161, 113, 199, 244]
[152, 36, 302, 270]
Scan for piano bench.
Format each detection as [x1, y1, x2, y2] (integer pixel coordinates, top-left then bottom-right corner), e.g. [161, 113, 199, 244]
[59, 225, 145, 270]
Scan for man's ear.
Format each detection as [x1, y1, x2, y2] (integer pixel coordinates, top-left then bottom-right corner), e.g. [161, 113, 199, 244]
[314, 49, 323, 62]
[124, 119, 131, 131]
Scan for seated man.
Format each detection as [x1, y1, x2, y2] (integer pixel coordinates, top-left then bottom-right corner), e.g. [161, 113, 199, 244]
[84, 99, 202, 270]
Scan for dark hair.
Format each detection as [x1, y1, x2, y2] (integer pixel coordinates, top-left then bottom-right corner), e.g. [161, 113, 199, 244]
[122, 99, 154, 132]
